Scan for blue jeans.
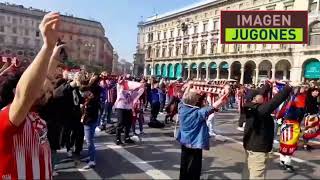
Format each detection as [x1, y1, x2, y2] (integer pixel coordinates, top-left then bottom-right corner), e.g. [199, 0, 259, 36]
[84, 122, 97, 162]
[99, 102, 113, 126]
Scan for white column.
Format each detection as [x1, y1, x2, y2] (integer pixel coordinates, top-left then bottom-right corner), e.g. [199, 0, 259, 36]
[255, 68, 259, 85]
[144, 65, 147, 76]
[151, 64, 155, 76]
[228, 67, 232, 80]
[196, 67, 200, 80]
[271, 68, 276, 80]
[206, 66, 209, 80]
[240, 67, 244, 84]
[188, 66, 191, 79]
[290, 67, 302, 82]
[283, 70, 288, 80]
[216, 68, 220, 79]
[317, 0, 320, 14]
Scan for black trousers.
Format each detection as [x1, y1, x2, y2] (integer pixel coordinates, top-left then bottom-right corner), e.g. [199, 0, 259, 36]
[116, 109, 132, 140]
[71, 122, 84, 155]
[238, 112, 246, 127]
[63, 122, 84, 154]
[151, 102, 160, 121]
[179, 145, 202, 180]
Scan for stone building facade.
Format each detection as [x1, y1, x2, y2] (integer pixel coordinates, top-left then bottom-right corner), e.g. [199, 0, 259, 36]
[136, 0, 320, 83]
[0, 2, 113, 71]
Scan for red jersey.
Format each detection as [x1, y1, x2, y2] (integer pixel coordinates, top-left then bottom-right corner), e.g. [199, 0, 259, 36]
[0, 106, 52, 180]
[168, 84, 174, 97]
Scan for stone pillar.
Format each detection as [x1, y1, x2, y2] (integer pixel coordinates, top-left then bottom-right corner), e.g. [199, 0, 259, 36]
[317, 0, 320, 13]
[271, 68, 276, 80]
[144, 65, 147, 76]
[197, 67, 200, 80]
[188, 66, 191, 79]
[206, 66, 209, 80]
[255, 68, 259, 85]
[290, 67, 302, 82]
[228, 67, 232, 80]
[151, 64, 155, 76]
[240, 67, 245, 84]
[283, 70, 288, 80]
[216, 68, 220, 79]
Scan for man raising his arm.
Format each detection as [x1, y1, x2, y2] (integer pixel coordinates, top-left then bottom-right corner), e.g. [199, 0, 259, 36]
[0, 12, 62, 180]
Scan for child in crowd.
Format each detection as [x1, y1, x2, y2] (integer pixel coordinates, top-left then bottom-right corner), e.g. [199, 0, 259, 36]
[132, 97, 144, 135]
[177, 83, 229, 180]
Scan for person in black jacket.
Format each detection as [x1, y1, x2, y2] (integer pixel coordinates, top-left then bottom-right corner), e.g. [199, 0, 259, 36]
[242, 81, 292, 179]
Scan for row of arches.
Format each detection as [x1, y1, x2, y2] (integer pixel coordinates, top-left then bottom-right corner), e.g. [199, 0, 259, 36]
[146, 58, 320, 83]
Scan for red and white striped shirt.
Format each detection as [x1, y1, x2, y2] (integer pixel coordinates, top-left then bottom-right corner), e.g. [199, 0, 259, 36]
[0, 106, 52, 180]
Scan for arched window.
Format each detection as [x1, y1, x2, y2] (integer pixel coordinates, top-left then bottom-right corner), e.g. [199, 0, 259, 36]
[309, 21, 320, 46]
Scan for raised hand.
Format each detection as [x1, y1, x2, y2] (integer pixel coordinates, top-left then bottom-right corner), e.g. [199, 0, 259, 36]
[39, 12, 60, 49]
[51, 44, 66, 62]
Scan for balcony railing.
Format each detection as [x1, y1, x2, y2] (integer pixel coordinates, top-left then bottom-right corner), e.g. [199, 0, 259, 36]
[183, 35, 190, 39]
[192, 33, 199, 38]
[210, 29, 219, 35]
[201, 32, 209, 36]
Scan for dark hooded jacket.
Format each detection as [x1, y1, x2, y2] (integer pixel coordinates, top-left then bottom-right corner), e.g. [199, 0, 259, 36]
[243, 84, 292, 153]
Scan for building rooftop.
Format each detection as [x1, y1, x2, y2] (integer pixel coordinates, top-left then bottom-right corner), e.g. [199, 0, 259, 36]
[0, 2, 102, 25]
[145, 0, 221, 23]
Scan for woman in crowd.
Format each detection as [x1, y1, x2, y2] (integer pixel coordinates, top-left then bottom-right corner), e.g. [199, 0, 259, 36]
[80, 74, 102, 169]
[177, 82, 229, 180]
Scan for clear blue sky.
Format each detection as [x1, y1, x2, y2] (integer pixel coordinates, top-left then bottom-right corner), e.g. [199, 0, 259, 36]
[7, 0, 201, 62]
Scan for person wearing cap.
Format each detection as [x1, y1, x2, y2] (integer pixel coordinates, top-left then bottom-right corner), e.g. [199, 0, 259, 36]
[177, 83, 229, 180]
[242, 80, 292, 179]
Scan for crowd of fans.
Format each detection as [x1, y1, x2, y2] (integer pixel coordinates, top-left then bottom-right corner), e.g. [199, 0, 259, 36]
[0, 12, 319, 180]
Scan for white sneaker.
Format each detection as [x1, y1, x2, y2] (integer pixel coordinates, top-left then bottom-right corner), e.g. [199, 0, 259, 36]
[52, 171, 59, 177]
[237, 127, 244, 132]
[215, 135, 227, 142]
[83, 161, 96, 169]
[67, 150, 73, 158]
